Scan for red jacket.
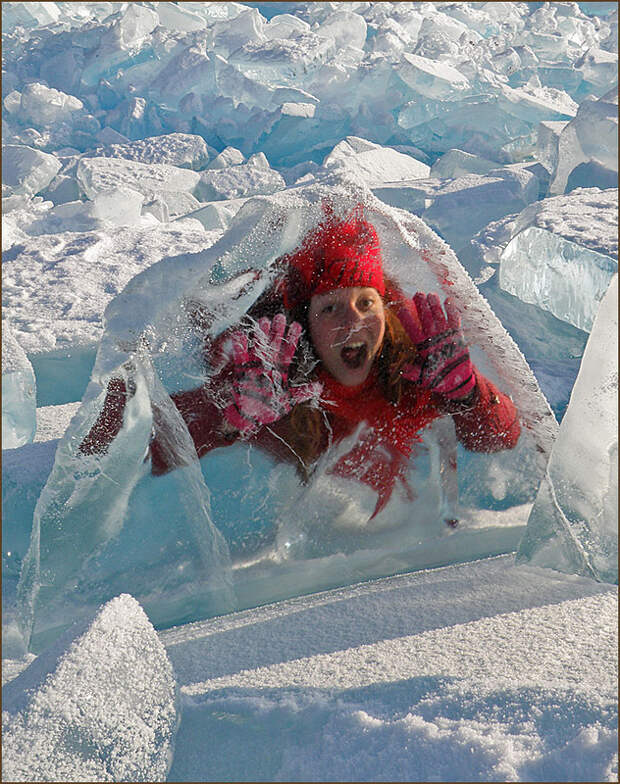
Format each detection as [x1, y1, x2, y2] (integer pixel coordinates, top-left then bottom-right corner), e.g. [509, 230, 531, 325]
[145, 364, 520, 517]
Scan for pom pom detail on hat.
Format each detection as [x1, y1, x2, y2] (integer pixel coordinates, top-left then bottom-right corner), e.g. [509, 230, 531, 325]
[281, 205, 384, 310]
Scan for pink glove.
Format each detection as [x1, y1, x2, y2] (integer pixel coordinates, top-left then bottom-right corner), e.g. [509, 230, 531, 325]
[398, 292, 476, 401]
[223, 313, 322, 436]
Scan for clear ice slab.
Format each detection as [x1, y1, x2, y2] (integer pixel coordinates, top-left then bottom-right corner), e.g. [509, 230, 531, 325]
[2, 145, 62, 197]
[549, 87, 618, 195]
[499, 225, 617, 332]
[2, 324, 37, 450]
[517, 275, 618, 584]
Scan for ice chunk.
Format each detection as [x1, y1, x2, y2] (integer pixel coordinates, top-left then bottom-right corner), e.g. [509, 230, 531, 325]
[397, 96, 531, 163]
[396, 53, 470, 99]
[263, 13, 311, 40]
[36, 188, 146, 233]
[576, 47, 619, 92]
[17, 83, 83, 127]
[76, 156, 201, 205]
[207, 147, 245, 170]
[499, 226, 617, 332]
[2, 324, 37, 450]
[1, 214, 29, 252]
[2, 146, 62, 197]
[147, 50, 217, 108]
[2, 440, 58, 580]
[430, 149, 498, 178]
[369, 18, 417, 56]
[323, 137, 430, 186]
[497, 83, 578, 125]
[154, 1, 207, 32]
[194, 159, 286, 202]
[317, 10, 367, 51]
[550, 88, 618, 195]
[185, 197, 247, 232]
[2, 594, 178, 782]
[211, 7, 266, 59]
[110, 2, 159, 49]
[1, 1, 61, 31]
[374, 168, 538, 254]
[18, 325, 234, 653]
[536, 120, 570, 176]
[280, 101, 316, 118]
[517, 275, 618, 584]
[473, 187, 619, 269]
[89, 133, 210, 171]
[227, 32, 336, 89]
[14, 173, 556, 651]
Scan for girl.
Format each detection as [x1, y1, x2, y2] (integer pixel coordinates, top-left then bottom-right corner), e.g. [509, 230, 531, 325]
[81, 207, 520, 522]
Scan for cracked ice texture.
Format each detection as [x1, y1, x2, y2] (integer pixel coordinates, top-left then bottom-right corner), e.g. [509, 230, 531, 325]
[517, 275, 618, 584]
[2, 594, 178, 783]
[499, 225, 617, 333]
[2, 323, 37, 450]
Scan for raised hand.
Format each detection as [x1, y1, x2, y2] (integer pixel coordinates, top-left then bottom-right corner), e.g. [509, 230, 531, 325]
[223, 313, 322, 436]
[398, 293, 476, 401]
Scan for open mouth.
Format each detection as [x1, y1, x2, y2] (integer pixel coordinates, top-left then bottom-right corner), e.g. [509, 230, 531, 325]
[340, 341, 368, 369]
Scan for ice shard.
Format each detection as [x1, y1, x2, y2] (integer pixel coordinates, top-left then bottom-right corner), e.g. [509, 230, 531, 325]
[76, 156, 201, 205]
[2, 145, 62, 197]
[323, 136, 430, 185]
[499, 226, 617, 332]
[430, 149, 498, 179]
[517, 275, 618, 584]
[549, 87, 618, 195]
[17, 347, 235, 652]
[17, 83, 84, 127]
[2, 594, 178, 783]
[374, 168, 538, 254]
[194, 156, 286, 201]
[2, 324, 37, 450]
[88, 133, 211, 171]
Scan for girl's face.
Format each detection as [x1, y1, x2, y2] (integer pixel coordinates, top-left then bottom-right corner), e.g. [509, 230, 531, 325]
[309, 286, 386, 386]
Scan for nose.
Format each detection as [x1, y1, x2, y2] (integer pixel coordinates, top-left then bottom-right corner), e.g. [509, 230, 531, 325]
[342, 301, 363, 325]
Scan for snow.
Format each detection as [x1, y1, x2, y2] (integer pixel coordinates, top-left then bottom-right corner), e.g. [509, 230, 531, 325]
[2, 594, 177, 782]
[2, 221, 222, 355]
[1, 1, 618, 780]
[163, 555, 617, 782]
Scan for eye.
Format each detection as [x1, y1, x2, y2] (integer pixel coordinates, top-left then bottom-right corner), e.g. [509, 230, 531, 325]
[358, 296, 375, 311]
[321, 303, 336, 315]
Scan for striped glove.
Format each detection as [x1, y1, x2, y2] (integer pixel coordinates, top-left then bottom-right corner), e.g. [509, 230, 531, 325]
[398, 292, 476, 401]
[223, 313, 322, 436]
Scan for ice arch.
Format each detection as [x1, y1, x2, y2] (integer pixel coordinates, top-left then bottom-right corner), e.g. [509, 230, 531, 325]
[18, 173, 558, 652]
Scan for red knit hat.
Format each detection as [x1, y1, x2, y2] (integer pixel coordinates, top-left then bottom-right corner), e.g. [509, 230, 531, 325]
[280, 205, 384, 310]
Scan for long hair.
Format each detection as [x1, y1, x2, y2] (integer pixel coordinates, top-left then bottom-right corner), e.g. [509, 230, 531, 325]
[244, 275, 417, 479]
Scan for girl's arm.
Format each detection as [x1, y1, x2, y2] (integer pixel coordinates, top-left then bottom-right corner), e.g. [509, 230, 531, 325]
[79, 376, 237, 474]
[442, 370, 521, 452]
[149, 386, 236, 475]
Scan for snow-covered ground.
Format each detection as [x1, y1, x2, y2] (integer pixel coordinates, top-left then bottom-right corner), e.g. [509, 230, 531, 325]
[2, 2, 617, 781]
